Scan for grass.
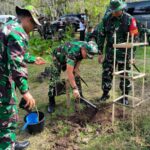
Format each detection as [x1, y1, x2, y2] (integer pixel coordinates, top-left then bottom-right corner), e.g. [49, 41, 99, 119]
[16, 46, 150, 150]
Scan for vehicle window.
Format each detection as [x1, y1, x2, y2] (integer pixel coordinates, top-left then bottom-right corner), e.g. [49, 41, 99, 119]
[130, 3, 150, 15]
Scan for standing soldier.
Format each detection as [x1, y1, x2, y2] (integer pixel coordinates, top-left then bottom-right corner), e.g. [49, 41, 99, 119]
[97, 0, 139, 104]
[79, 18, 86, 41]
[0, 5, 41, 150]
[47, 41, 98, 113]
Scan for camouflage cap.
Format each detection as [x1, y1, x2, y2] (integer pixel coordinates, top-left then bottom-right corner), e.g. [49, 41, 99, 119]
[86, 41, 98, 59]
[16, 5, 41, 26]
[110, 0, 127, 12]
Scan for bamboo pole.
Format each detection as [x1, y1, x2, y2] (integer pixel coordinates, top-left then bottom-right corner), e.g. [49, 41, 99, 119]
[112, 32, 117, 126]
[141, 32, 147, 101]
[131, 34, 135, 107]
[123, 33, 129, 104]
[113, 32, 117, 102]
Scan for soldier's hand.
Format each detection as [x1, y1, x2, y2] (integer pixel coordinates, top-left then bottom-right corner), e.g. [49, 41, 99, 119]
[73, 89, 80, 99]
[98, 54, 103, 64]
[35, 57, 46, 65]
[23, 91, 35, 110]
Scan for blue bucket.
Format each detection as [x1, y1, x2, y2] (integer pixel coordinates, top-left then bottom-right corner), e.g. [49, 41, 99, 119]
[23, 111, 45, 134]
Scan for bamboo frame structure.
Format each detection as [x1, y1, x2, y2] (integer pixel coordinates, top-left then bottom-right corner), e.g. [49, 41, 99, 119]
[112, 32, 148, 108]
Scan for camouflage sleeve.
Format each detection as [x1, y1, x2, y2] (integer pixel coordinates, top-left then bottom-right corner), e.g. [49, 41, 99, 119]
[24, 52, 36, 63]
[67, 53, 76, 67]
[96, 20, 106, 54]
[7, 34, 29, 94]
[67, 58, 75, 67]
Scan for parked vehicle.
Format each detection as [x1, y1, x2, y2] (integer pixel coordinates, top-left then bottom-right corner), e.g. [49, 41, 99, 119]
[51, 13, 87, 32]
[126, 0, 150, 28]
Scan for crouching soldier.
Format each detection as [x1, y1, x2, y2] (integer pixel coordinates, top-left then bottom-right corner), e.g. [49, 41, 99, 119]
[47, 41, 98, 113]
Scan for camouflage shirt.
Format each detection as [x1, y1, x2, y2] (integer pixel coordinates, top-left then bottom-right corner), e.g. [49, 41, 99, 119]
[96, 12, 138, 56]
[0, 19, 29, 95]
[53, 41, 89, 67]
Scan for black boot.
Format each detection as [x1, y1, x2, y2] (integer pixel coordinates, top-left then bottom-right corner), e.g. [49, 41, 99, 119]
[15, 141, 30, 150]
[47, 96, 55, 113]
[99, 91, 110, 101]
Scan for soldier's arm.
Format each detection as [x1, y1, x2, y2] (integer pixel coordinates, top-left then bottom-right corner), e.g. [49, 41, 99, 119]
[66, 56, 77, 88]
[24, 52, 46, 65]
[67, 64, 77, 89]
[7, 34, 35, 109]
[24, 52, 36, 63]
[74, 61, 81, 75]
[97, 19, 106, 55]
[7, 34, 29, 94]
[67, 63, 80, 99]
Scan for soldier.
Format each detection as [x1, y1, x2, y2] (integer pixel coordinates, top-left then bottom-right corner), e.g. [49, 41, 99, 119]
[97, 0, 139, 104]
[0, 5, 41, 150]
[48, 41, 98, 113]
[79, 18, 86, 41]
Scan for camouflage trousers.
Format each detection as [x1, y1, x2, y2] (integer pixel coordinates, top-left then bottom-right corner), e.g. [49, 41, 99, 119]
[48, 60, 82, 98]
[102, 55, 131, 94]
[0, 80, 18, 150]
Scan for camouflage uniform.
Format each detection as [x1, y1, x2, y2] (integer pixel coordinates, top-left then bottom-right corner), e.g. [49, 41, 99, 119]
[48, 41, 89, 98]
[97, 11, 138, 97]
[48, 41, 98, 112]
[0, 19, 29, 149]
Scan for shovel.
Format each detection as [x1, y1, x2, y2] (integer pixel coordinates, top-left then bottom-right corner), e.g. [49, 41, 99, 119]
[22, 112, 39, 130]
[80, 97, 97, 110]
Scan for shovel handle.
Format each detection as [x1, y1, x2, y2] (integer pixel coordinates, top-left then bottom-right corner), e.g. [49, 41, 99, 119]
[80, 97, 97, 109]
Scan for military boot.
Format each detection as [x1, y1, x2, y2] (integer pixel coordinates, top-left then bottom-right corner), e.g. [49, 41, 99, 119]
[47, 96, 55, 113]
[99, 91, 110, 102]
[15, 140, 30, 150]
